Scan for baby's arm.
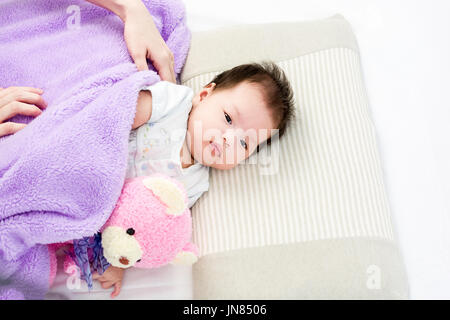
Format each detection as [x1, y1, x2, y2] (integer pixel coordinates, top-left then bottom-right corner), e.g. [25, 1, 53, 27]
[132, 90, 152, 129]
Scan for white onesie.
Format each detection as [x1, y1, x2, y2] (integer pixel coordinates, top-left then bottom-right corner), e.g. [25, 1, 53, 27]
[125, 81, 209, 208]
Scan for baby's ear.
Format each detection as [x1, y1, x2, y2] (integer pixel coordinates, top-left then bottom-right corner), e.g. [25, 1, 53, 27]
[198, 83, 216, 100]
[204, 82, 216, 90]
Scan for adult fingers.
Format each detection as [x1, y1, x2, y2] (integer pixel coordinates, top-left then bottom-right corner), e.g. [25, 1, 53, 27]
[132, 51, 149, 71]
[150, 48, 176, 83]
[0, 101, 43, 123]
[134, 46, 176, 82]
[111, 282, 122, 299]
[0, 122, 27, 137]
[17, 91, 47, 110]
[0, 89, 47, 110]
[156, 60, 176, 83]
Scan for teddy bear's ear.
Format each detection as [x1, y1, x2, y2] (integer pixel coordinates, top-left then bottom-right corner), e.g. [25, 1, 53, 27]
[142, 177, 186, 216]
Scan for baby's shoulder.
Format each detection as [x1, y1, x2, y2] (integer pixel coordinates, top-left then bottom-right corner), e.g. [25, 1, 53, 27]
[145, 81, 193, 123]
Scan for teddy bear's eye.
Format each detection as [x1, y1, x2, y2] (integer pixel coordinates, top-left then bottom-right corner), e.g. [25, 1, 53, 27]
[126, 228, 135, 236]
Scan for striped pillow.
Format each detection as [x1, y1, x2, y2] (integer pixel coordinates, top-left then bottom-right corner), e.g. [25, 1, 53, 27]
[180, 15, 409, 299]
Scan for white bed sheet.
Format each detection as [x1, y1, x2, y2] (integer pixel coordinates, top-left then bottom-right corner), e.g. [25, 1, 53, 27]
[46, 256, 193, 300]
[48, 0, 450, 300]
[182, 0, 450, 299]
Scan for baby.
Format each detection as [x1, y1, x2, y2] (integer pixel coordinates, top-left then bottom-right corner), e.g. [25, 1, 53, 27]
[93, 62, 295, 297]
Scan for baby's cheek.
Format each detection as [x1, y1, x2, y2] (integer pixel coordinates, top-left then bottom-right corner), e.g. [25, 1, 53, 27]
[219, 147, 240, 169]
[234, 144, 248, 163]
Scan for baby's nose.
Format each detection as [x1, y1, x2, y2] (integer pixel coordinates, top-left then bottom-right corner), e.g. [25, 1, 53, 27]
[222, 130, 235, 148]
[223, 136, 229, 148]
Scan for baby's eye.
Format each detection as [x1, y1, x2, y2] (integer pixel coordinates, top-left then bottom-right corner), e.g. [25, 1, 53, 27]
[224, 112, 232, 125]
[240, 139, 248, 150]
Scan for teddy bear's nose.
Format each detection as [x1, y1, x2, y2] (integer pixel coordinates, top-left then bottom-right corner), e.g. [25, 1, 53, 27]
[126, 228, 135, 235]
[119, 256, 129, 265]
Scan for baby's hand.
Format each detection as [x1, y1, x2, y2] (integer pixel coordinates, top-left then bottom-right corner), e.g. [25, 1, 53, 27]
[92, 266, 124, 299]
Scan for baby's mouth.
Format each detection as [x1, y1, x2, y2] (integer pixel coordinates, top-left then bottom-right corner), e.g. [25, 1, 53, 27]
[209, 141, 221, 157]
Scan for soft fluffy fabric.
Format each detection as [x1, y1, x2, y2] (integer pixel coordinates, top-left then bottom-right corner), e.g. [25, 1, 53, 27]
[0, 0, 190, 300]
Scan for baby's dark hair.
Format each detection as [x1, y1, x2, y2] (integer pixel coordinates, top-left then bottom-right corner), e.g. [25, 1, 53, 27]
[207, 61, 295, 153]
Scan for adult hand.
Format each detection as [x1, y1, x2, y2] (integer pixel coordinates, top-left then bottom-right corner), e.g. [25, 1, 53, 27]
[85, 0, 176, 82]
[0, 86, 47, 137]
[123, 2, 176, 82]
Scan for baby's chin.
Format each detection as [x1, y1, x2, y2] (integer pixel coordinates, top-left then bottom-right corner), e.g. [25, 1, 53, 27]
[200, 161, 236, 170]
[189, 139, 244, 170]
[192, 149, 237, 170]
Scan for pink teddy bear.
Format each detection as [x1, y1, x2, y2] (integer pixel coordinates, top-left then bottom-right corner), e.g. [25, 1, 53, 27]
[48, 174, 199, 287]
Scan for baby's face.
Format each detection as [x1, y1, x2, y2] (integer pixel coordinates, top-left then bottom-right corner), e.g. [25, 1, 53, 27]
[186, 81, 276, 170]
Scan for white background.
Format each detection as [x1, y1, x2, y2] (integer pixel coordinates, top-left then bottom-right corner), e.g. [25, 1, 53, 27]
[183, 0, 450, 299]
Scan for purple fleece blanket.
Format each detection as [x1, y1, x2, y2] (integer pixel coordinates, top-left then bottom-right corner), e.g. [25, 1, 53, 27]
[0, 0, 190, 299]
